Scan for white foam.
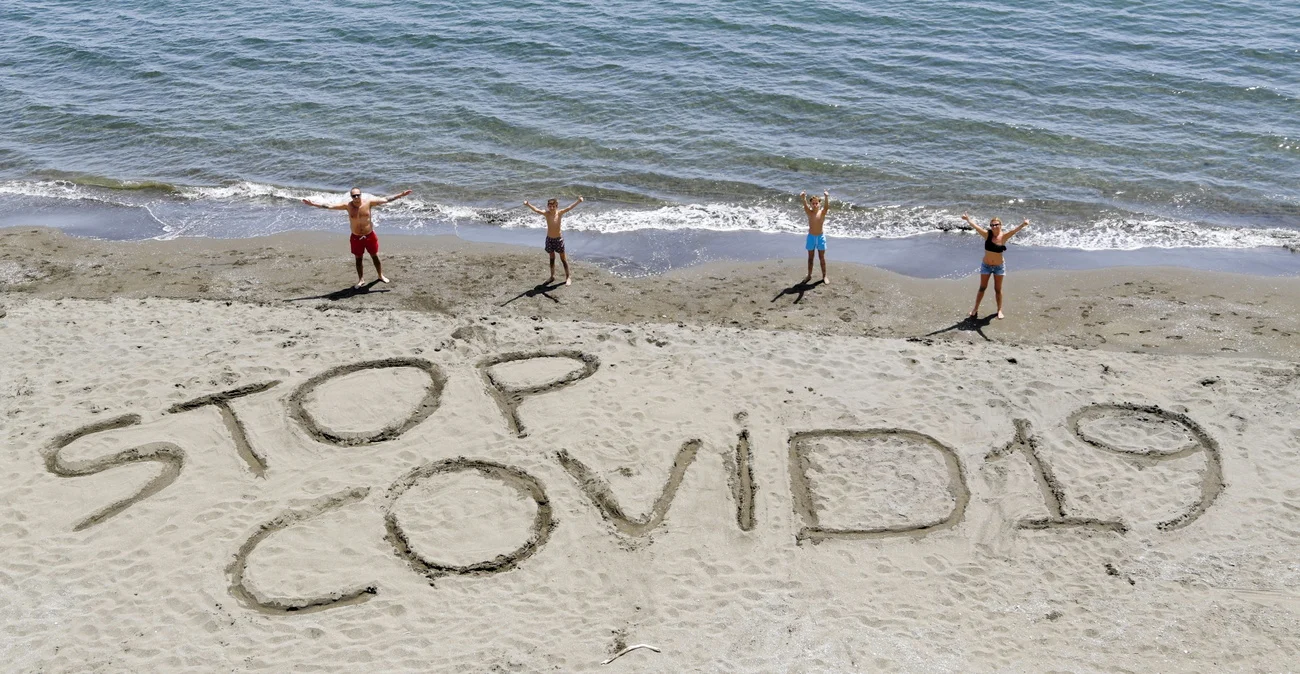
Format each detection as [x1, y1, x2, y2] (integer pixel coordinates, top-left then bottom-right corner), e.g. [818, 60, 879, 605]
[511, 203, 1299, 251]
[3, 179, 1297, 251]
[179, 181, 343, 205]
[0, 179, 175, 215]
[558, 203, 805, 235]
[507, 203, 951, 240]
[178, 184, 473, 222]
[1016, 216, 1299, 251]
[0, 179, 120, 203]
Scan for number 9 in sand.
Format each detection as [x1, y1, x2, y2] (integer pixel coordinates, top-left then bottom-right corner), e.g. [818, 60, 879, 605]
[1068, 403, 1224, 531]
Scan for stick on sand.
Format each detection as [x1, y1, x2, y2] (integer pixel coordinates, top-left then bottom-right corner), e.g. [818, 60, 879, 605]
[601, 644, 661, 665]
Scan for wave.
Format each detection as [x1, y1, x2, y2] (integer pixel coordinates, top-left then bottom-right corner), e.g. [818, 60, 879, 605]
[0, 179, 180, 218]
[2, 178, 1297, 252]
[516, 204, 1300, 252]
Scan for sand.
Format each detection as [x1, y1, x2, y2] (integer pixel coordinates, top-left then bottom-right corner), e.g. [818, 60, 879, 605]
[2, 227, 1299, 672]
[4, 227, 1299, 359]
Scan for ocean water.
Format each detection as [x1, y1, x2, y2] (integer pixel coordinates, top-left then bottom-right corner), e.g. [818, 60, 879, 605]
[1, 0, 1298, 274]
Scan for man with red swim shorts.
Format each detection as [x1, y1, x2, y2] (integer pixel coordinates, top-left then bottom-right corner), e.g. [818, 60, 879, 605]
[350, 230, 379, 257]
[303, 187, 412, 288]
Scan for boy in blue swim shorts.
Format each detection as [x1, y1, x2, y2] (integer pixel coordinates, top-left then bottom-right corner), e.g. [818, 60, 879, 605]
[801, 190, 830, 284]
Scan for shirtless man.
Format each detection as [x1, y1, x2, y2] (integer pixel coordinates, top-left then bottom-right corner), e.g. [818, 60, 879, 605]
[303, 187, 412, 288]
[523, 196, 583, 285]
[801, 190, 830, 284]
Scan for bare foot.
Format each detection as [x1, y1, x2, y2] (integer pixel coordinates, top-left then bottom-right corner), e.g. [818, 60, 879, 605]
[380, 275, 390, 284]
[997, 310, 1005, 319]
[802, 275, 812, 284]
[969, 310, 979, 318]
[355, 279, 366, 289]
[822, 276, 830, 285]
[546, 276, 556, 285]
[565, 277, 572, 286]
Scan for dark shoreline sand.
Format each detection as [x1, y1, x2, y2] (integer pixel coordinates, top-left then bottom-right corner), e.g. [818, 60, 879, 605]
[3, 226, 1297, 360]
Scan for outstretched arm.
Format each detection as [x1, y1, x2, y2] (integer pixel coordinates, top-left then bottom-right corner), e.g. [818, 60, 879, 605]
[370, 189, 413, 207]
[559, 196, 584, 214]
[1005, 218, 1030, 240]
[961, 212, 988, 237]
[302, 198, 348, 211]
[523, 201, 546, 215]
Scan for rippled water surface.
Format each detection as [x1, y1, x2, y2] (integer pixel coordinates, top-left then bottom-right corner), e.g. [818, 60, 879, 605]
[1, 0, 1297, 260]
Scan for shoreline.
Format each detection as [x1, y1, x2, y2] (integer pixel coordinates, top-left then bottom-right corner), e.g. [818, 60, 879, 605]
[450, 219, 1300, 279]
[3, 193, 1298, 279]
[3, 226, 1298, 360]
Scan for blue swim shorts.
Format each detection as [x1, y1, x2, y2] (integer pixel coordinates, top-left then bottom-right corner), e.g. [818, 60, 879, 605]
[980, 262, 1006, 276]
[806, 234, 827, 251]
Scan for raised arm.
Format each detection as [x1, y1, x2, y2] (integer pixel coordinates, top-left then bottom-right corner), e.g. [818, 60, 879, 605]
[559, 196, 584, 214]
[523, 201, 546, 215]
[369, 189, 413, 207]
[1005, 218, 1030, 240]
[800, 191, 813, 214]
[301, 198, 349, 211]
[820, 190, 830, 216]
[961, 212, 988, 237]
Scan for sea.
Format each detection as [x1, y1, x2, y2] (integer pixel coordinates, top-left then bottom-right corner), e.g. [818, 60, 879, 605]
[2, 0, 1298, 277]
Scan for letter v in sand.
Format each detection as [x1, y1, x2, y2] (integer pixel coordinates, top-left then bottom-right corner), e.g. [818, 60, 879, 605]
[558, 428, 756, 537]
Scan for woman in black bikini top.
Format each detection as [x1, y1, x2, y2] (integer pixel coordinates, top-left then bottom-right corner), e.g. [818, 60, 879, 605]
[961, 212, 1029, 319]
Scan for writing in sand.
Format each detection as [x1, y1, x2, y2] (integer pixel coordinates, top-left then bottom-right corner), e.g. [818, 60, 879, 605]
[41, 350, 1225, 615]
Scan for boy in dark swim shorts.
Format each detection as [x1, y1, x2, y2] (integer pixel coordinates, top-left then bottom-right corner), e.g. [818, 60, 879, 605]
[525, 195, 584, 286]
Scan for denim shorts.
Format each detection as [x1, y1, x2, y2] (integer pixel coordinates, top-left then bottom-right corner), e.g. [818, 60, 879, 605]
[980, 262, 1006, 276]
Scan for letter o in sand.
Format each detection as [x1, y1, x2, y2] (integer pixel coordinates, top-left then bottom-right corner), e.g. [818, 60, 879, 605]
[288, 358, 446, 446]
[383, 459, 554, 579]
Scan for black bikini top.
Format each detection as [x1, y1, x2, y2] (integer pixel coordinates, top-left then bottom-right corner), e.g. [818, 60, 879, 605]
[985, 231, 1007, 254]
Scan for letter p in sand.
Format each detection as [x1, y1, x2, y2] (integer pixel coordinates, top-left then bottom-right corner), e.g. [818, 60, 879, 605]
[478, 350, 600, 437]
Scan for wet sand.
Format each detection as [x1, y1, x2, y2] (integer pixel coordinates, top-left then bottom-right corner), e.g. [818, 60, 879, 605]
[3, 227, 1298, 359]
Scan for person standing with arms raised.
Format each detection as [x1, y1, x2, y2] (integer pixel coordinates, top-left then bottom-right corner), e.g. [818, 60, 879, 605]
[524, 196, 583, 286]
[303, 187, 412, 288]
[962, 212, 1029, 319]
[801, 190, 830, 284]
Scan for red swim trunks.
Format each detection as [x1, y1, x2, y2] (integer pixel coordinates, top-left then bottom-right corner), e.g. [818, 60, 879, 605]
[349, 232, 379, 256]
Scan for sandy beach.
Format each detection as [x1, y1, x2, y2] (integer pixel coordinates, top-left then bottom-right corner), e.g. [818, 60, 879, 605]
[4, 227, 1299, 358]
[2, 227, 1300, 672]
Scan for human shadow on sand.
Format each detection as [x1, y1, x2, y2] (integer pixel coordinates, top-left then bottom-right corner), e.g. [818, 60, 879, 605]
[771, 279, 824, 304]
[501, 281, 564, 307]
[283, 280, 390, 302]
[924, 314, 996, 341]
